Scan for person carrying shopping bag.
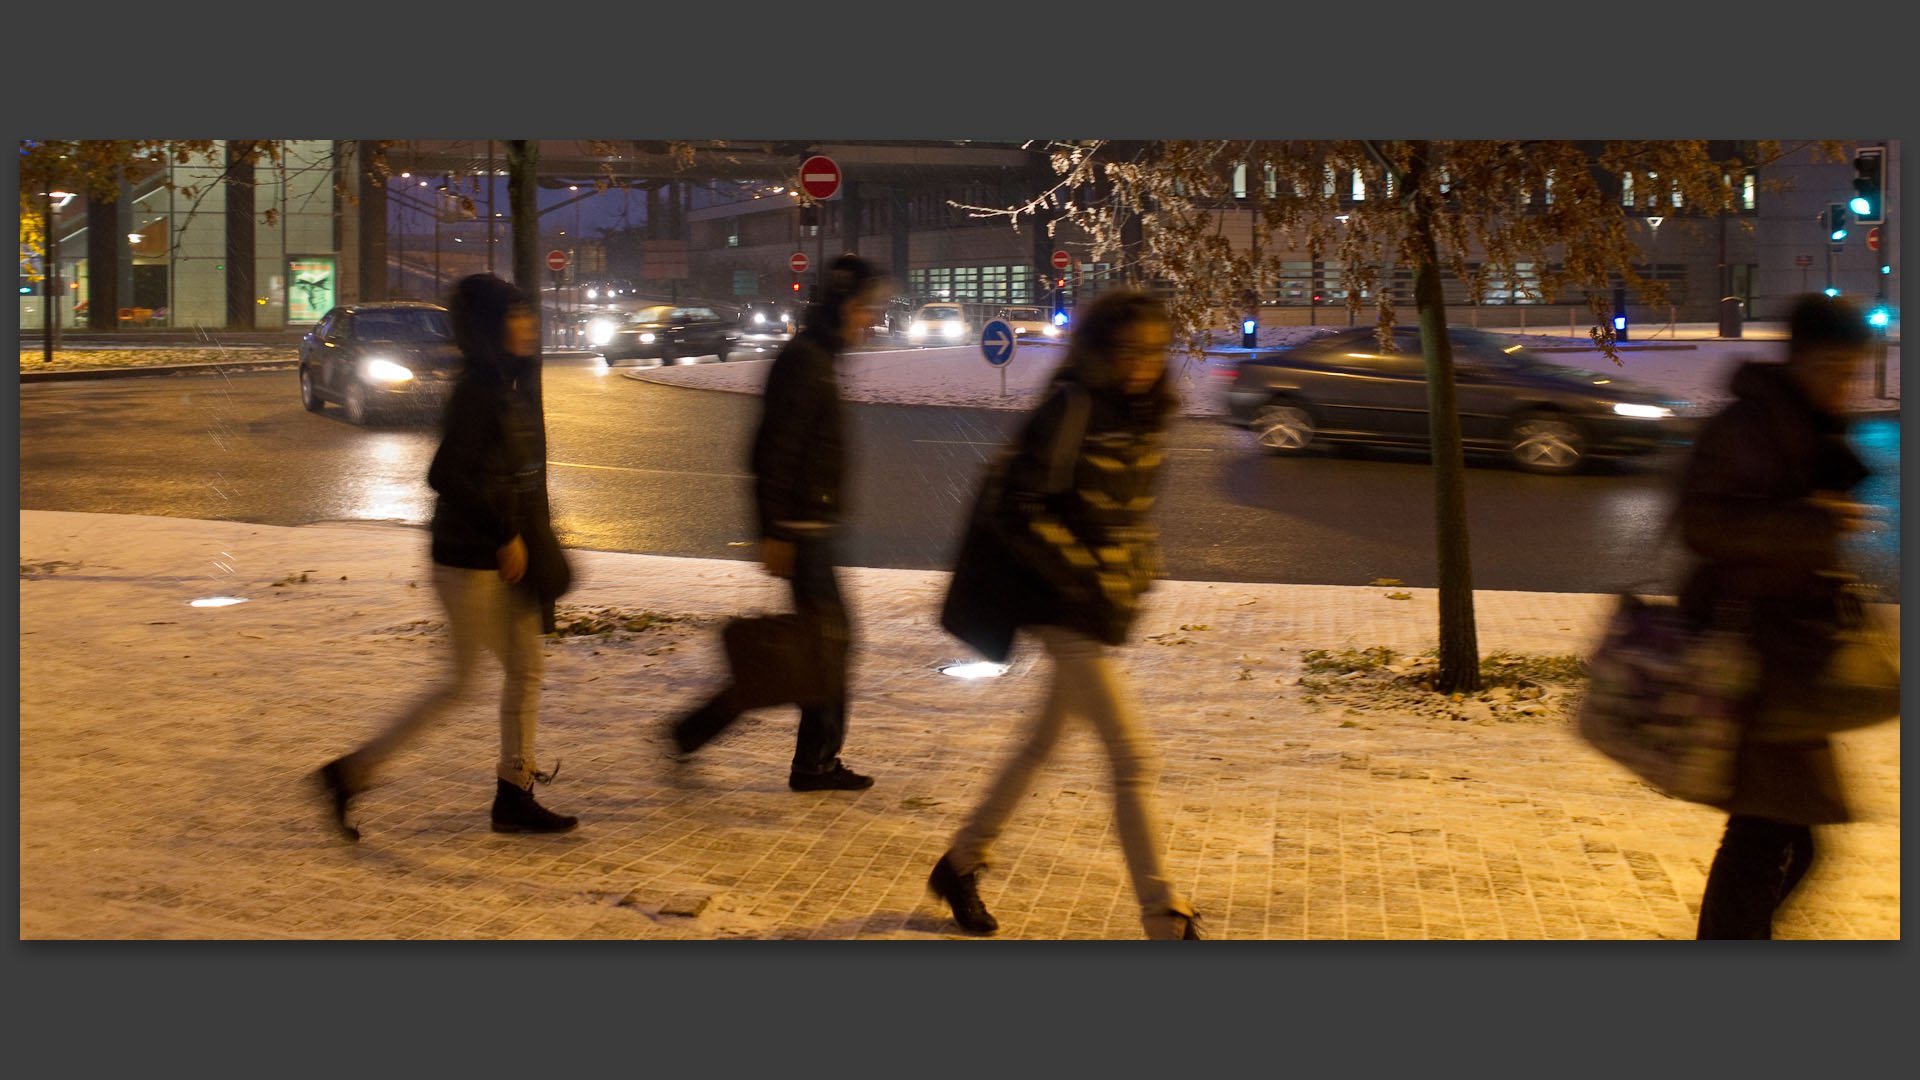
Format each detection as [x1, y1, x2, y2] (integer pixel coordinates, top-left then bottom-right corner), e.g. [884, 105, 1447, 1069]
[313, 274, 576, 841]
[928, 288, 1202, 940]
[1679, 294, 1898, 939]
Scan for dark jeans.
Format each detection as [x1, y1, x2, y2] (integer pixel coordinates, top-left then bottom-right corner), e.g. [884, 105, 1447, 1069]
[1696, 814, 1817, 939]
[679, 537, 851, 774]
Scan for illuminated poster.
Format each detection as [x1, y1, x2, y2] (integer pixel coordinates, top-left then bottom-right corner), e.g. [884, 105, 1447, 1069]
[288, 257, 336, 322]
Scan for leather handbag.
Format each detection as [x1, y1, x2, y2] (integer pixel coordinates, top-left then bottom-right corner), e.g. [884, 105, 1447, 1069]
[721, 612, 846, 711]
[1576, 593, 1756, 804]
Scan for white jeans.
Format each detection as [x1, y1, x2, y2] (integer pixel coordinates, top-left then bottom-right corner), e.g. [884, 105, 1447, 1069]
[948, 624, 1190, 929]
[343, 564, 545, 788]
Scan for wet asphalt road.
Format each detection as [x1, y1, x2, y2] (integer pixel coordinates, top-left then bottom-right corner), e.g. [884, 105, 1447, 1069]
[15, 362, 1901, 598]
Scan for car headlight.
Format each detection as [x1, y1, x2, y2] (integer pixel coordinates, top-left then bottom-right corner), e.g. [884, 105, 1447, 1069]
[1612, 403, 1673, 419]
[1043, 325, 1061, 337]
[943, 322, 963, 338]
[638, 333, 656, 344]
[588, 318, 616, 346]
[364, 358, 413, 383]
[908, 323, 926, 338]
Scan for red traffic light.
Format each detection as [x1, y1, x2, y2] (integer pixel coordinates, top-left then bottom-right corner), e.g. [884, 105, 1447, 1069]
[792, 282, 801, 292]
[1055, 278, 1065, 288]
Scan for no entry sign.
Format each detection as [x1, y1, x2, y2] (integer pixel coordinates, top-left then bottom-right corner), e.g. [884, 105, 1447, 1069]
[789, 252, 810, 274]
[1794, 255, 1813, 268]
[798, 156, 841, 201]
[546, 249, 568, 272]
[1050, 249, 1072, 271]
[1867, 226, 1880, 252]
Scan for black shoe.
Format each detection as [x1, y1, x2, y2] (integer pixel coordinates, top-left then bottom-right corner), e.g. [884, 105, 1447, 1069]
[312, 757, 360, 843]
[1145, 907, 1203, 940]
[928, 853, 998, 935]
[787, 760, 874, 791]
[490, 778, 579, 834]
[669, 699, 733, 757]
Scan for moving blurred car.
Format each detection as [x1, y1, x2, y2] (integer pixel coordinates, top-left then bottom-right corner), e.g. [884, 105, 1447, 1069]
[1222, 326, 1692, 474]
[598, 304, 739, 364]
[298, 301, 462, 425]
[736, 299, 796, 350]
[877, 298, 914, 341]
[995, 305, 1063, 340]
[906, 302, 971, 345]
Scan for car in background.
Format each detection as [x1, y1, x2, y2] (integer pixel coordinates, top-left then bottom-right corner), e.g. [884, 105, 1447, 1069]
[995, 305, 1063, 341]
[876, 298, 914, 341]
[599, 304, 738, 365]
[1222, 326, 1692, 474]
[736, 299, 797, 352]
[906, 302, 971, 345]
[298, 301, 462, 426]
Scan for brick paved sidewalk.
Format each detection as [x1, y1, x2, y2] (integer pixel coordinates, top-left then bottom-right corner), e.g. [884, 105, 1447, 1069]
[18, 510, 1900, 939]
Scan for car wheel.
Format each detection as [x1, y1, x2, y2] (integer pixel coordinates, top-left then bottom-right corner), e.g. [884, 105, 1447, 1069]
[1253, 399, 1317, 454]
[716, 344, 731, 363]
[343, 380, 372, 426]
[299, 365, 324, 413]
[1509, 412, 1585, 474]
[660, 341, 677, 366]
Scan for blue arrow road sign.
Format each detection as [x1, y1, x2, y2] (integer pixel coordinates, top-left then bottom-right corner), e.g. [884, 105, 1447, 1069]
[980, 319, 1016, 367]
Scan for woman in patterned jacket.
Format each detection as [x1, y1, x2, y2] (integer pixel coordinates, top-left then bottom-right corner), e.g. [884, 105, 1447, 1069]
[929, 288, 1201, 940]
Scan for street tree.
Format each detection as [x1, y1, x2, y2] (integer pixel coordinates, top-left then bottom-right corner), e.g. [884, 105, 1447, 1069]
[963, 138, 1838, 692]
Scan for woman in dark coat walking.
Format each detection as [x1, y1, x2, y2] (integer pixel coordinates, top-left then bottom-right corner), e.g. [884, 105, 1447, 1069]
[927, 289, 1200, 939]
[1679, 294, 1888, 938]
[313, 274, 576, 841]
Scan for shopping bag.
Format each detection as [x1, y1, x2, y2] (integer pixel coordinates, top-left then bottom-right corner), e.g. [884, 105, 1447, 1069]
[1575, 593, 1755, 804]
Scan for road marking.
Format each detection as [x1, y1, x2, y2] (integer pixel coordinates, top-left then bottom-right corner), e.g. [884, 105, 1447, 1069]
[548, 460, 752, 480]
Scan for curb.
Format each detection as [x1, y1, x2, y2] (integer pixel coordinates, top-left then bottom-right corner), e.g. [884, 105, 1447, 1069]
[19, 360, 300, 383]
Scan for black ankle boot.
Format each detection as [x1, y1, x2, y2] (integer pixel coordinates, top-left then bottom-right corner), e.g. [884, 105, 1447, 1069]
[490, 779, 578, 834]
[312, 757, 360, 843]
[669, 697, 736, 756]
[928, 852, 998, 935]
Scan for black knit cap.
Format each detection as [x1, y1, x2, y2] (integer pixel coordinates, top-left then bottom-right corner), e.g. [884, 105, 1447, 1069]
[1788, 293, 1870, 352]
[803, 254, 883, 339]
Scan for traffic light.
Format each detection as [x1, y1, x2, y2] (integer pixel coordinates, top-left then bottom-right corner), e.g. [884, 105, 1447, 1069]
[1849, 147, 1884, 224]
[792, 281, 801, 292]
[1826, 204, 1848, 243]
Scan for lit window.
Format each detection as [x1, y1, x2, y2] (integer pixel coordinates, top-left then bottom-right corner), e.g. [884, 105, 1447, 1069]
[1324, 164, 1336, 199]
[1543, 173, 1554, 206]
[1232, 163, 1247, 200]
[1621, 173, 1634, 207]
[1264, 164, 1278, 198]
[1742, 172, 1756, 211]
[1352, 171, 1366, 201]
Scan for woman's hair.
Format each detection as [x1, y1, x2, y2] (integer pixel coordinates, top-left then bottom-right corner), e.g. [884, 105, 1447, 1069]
[803, 254, 884, 340]
[1061, 288, 1176, 415]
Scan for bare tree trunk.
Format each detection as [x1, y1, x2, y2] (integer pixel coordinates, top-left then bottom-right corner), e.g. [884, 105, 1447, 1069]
[357, 141, 388, 302]
[1403, 141, 1480, 694]
[506, 139, 545, 443]
[86, 186, 119, 331]
[225, 141, 257, 331]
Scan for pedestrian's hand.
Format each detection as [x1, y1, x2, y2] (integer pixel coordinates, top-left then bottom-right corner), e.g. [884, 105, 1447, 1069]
[761, 538, 795, 579]
[498, 535, 528, 583]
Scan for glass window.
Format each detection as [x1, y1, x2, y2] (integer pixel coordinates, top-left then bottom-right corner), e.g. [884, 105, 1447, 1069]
[1742, 172, 1756, 211]
[1233, 163, 1248, 200]
[1621, 173, 1634, 208]
[1351, 170, 1366, 201]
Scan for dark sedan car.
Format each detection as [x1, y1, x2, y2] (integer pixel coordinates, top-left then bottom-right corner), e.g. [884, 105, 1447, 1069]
[600, 304, 739, 364]
[735, 300, 796, 350]
[298, 302, 462, 425]
[1222, 326, 1692, 474]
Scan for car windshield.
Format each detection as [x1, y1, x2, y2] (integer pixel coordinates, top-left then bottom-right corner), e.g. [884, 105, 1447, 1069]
[921, 307, 961, 321]
[1003, 308, 1044, 320]
[629, 306, 675, 324]
[354, 309, 452, 342]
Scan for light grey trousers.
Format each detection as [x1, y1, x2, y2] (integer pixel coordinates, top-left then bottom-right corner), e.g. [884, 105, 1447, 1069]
[342, 563, 545, 788]
[947, 624, 1190, 931]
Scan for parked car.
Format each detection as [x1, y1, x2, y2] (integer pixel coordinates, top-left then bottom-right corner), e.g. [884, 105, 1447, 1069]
[995, 305, 1063, 340]
[599, 304, 739, 364]
[1222, 326, 1692, 474]
[906, 302, 971, 345]
[298, 301, 463, 425]
[736, 299, 797, 349]
[877, 297, 914, 341]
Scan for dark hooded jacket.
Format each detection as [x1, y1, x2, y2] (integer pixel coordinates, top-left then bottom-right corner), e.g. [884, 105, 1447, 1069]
[1676, 359, 1869, 824]
[943, 347, 1176, 656]
[427, 276, 571, 627]
[750, 319, 849, 544]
